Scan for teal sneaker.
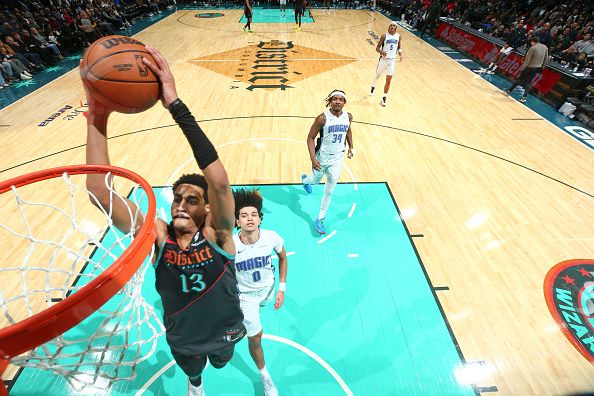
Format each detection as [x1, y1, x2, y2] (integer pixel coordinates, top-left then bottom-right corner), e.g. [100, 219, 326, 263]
[301, 174, 312, 194]
[313, 218, 326, 234]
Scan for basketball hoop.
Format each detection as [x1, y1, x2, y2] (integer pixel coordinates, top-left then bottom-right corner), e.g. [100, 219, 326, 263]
[0, 165, 161, 395]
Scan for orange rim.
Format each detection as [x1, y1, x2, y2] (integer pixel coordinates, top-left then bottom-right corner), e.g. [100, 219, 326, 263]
[0, 165, 156, 362]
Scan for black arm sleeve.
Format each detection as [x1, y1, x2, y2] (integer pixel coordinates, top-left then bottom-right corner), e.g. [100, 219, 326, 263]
[168, 99, 218, 170]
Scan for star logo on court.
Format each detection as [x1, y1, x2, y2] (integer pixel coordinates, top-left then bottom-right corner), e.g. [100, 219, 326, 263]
[189, 40, 356, 90]
[43, 66, 63, 73]
[12, 80, 38, 88]
[578, 268, 592, 278]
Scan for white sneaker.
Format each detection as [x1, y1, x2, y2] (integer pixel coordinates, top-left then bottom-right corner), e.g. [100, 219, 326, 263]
[188, 380, 205, 396]
[380, 97, 386, 107]
[262, 376, 278, 396]
[20, 73, 32, 80]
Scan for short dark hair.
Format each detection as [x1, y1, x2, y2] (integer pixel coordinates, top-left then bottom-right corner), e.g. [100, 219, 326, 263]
[531, 36, 540, 43]
[233, 188, 263, 222]
[172, 173, 209, 203]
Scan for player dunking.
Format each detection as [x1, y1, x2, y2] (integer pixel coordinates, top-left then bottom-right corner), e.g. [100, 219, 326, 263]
[370, 21, 403, 107]
[243, 0, 253, 33]
[84, 46, 245, 396]
[232, 188, 287, 396]
[301, 90, 354, 235]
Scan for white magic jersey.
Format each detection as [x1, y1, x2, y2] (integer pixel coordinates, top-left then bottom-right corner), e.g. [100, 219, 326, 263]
[233, 229, 284, 292]
[383, 32, 400, 59]
[318, 110, 350, 156]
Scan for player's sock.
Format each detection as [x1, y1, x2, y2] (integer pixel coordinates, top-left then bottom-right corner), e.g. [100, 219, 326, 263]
[259, 366, 271, 378]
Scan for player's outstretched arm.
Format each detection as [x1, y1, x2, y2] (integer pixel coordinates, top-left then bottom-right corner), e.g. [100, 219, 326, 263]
[84, 88, 148, 235]
[143, 46, 235, 252]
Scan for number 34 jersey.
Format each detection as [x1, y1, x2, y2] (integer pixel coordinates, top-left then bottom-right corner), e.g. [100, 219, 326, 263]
[317, 110, 351, 156]
[155, 225, 244, 354]
[233, 229, 284, 293]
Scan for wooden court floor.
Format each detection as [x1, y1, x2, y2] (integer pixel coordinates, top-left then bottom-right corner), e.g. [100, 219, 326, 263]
[0, 8, 593, 395]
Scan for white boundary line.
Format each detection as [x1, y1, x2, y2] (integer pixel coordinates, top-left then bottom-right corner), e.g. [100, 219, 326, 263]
[262, 334, 354, 396]
[135, 334, 353, 396]
[317, 229, 336, 244]
[347, 203, 357, 218]
[135, 359, 211, 395]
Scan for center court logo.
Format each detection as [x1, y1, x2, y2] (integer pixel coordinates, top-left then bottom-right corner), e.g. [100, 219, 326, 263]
[544, 259, 594, 362]
[189, 40, 355, 91]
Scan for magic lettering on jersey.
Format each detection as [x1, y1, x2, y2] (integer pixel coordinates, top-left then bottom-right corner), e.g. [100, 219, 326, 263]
[544, 259, 594, 363]
[327, 124, 349, 133]
[235, 255, 272, 272]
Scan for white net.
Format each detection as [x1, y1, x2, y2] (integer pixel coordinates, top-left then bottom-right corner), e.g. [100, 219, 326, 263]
[0, 170, 164, 391]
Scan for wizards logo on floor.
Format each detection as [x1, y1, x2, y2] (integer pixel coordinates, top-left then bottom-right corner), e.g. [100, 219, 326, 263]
[544, 259, 594, 362]
[189, 40, 355, 91]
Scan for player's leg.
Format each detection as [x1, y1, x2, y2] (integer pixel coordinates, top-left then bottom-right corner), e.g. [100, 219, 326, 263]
[302, 159, 324, 193]
[171, 350, 208, 396]
[370, 57, 387, 95]
[207, 343, 236, 369]
[381, 60, 395, 106]
[240, 289, 279, 395]
[314, 159, 341, 234]
[506, 68, 528, 95]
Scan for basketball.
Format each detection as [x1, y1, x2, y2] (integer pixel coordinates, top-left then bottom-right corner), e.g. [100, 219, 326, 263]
[80, 35, 160, 114]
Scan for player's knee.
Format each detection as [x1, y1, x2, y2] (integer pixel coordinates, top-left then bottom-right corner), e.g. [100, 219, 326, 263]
[248, 332, 263, 347]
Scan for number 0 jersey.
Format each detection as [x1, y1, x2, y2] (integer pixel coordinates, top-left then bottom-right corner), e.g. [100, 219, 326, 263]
[155, 225, 244, 355]
[233, 229, 284, 293]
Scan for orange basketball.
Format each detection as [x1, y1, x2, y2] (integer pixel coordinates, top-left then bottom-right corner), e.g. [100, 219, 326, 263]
[80, 35, 160, 114]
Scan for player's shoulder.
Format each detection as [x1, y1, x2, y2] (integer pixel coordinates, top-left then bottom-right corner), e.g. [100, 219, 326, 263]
[261, 228, 283, 240]
[259, 228, 277, 237]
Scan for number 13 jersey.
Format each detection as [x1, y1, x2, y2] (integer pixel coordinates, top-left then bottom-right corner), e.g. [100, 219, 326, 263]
[155, 225, 244, 354]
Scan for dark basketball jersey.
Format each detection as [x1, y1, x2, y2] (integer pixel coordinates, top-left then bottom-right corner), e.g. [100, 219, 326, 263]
[155, 225, 244, 355]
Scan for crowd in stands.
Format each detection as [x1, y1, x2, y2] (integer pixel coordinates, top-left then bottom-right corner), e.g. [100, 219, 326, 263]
[383, 0, 594, 73]
[0, 0, 177, 89]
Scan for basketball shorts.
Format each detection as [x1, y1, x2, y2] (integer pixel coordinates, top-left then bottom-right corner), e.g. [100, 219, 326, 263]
[239, 285, 275, 337]
[376, 57, 397, 76]
[280, 0, 287, 5]
[171, 342, 236, 380]
[318, 151, 344, 184]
